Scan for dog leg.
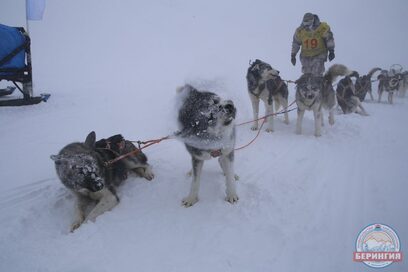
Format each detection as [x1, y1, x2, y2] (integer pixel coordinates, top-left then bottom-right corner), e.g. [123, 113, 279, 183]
[133, 165, 154, 181]
[219, 153, 238, 204]
[388, 92, 393, 104]
[296, 108, 305, 135]
[313, 108, 322, 137]
[264, 100, 274, 132]
[369, 90, 374, 101]
[250, 94, 260, 130]
[357, 104, 369, 116]
[71, 194, 88, 232]
[182, 157, 204, 207]
[84, 189, 119, 223]
[321, 110, 325, 127]
[378, 90, 383, 103]
[282, 98, 289, 125]
[328, 108, 335, 125]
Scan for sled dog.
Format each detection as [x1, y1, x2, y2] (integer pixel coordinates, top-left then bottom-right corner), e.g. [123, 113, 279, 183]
[355, 67, 381, 101]
[246, 59, 289, 132]
[176, 84, 238, 207]
[336, 72, 369, 115]
[51, 131, 153, 231]
[377, 70, 400, 104]
[295, 64, 350, 136]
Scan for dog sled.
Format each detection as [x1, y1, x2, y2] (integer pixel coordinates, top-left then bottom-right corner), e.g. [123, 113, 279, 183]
[0, 24, 50, 107]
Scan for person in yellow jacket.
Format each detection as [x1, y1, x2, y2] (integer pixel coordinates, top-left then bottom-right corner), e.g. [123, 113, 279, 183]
[291, 13, 335, 75]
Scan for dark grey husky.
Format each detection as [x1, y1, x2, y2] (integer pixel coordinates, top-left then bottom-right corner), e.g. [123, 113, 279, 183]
[336, 72, 369, 115]
[51, 131, 153, 231]
[246, 59, 289, 132]
[355, 67, 381, 101]
[295, 64, 350, 136]
[176, 84, 238, 207]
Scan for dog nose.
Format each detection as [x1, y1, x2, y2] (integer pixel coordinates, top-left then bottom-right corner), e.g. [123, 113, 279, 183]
[224, 103, 235, 114]
[307, 94, 314, 99]
[92, 181, 104, 192]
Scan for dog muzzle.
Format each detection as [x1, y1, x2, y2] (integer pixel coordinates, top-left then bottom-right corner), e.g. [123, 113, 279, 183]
[77, 166, 104, 192]
[221, 102, 236, 125]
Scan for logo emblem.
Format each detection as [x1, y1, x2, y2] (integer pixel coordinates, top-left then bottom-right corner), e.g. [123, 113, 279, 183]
[353, 224, 403, 268]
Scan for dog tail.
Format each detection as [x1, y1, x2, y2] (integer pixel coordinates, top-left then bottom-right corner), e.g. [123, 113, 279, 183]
[367, 67, 382, 79]
[324, 64, 354, 84]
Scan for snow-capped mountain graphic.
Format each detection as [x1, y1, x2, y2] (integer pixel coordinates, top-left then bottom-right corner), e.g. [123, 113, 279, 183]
[363, 237, 396, 252]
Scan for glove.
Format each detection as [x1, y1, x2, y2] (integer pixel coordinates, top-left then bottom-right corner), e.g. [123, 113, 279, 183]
[291, 54, 296, 66]
[328, 50, 335, 61]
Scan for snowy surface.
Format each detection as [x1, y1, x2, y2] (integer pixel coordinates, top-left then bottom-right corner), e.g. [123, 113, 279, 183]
[0, 1, 407, 271]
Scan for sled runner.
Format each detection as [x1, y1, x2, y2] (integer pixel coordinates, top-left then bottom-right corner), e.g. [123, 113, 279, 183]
[0, 24, 50, 107]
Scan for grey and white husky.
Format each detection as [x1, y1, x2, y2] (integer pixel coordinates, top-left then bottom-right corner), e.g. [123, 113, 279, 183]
[176, 84, 238, 207]
[246, 59, 289, 132]
[51, 131, 153, 231]
[377, 69, 400, 104]
[295, 64, 350, 136]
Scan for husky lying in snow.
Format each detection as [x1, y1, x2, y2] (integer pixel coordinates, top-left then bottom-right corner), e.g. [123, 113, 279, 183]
[176, 84, 238, 207]
[51, 131, 153, 231]
[246, 59, 289, 132]
[336, 72, 369, 116]
[295, 64, 350, 137]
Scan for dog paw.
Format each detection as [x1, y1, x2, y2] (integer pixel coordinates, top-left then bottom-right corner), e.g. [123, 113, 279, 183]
[284, 119, 289, 125]
[222, 173, 239, 181]
[329, 119, 335, 125]
[182, 196, 199, 207]
[70, 221, 82, 232]
[295, 129, 302, 135]
[225, 194, 239, 204]
[265, 128, 274, 133]
[143, 168, 155, 181]
[314, 132, 322, 137]
[250, 126, 258, 131]
[186, 169, 192, 176]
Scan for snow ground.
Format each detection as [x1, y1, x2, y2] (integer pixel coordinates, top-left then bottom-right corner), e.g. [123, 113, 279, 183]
[0, 1, 407, 271]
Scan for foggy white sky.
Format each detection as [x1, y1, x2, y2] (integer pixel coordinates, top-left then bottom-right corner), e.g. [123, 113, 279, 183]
[0, 0, 407, 90]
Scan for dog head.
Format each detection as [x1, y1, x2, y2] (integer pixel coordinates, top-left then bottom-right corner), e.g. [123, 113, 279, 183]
[51, 131, 105, 193]
[176, 84, 236, 149]
[248, 59, 280, 79]
[296, 74, 322, 102]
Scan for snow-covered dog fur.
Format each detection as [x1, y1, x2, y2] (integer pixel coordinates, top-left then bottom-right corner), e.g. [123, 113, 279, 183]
[377, 70, 400, 104]
[176, 84, 238, 207]
[246, 59, 289, 132]
[336, 72, 369, 115]
[295, 64, 349, 136]
[355, 67, 381, 101]
[51, 131, 153, 231]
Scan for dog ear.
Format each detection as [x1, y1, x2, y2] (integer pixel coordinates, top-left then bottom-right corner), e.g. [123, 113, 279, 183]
[50, 154, 68, 165]
[50, 154, 61, 161]
[85, 131, 96, 148]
